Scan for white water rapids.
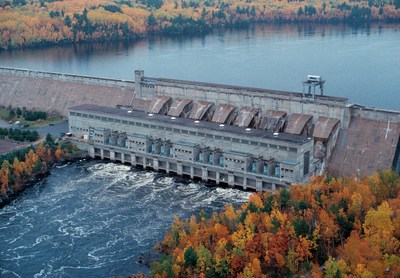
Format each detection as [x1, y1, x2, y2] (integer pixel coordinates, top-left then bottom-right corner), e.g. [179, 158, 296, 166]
[0, 160, 251, 277]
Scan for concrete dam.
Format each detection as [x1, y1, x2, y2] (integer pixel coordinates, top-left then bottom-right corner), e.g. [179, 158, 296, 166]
[0, 67, 399, 187]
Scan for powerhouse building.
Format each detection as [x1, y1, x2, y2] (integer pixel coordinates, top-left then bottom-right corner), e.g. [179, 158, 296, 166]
[69, 104, 315, 191]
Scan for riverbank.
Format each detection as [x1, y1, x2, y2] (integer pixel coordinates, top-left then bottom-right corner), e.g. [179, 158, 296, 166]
[1, 0, 399, 50]
[0, 139, 88, 208]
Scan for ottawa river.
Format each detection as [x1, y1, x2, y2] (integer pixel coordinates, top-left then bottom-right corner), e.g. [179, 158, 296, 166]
[0, 23, 399, 277]
[0, 23, 399, 110]
[0, 161, 251, 277]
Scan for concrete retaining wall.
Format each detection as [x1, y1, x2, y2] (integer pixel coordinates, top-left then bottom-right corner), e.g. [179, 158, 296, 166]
[0, 67, 134, 88]
[0, 67, 135, 116]
[350, 105, 400, 123]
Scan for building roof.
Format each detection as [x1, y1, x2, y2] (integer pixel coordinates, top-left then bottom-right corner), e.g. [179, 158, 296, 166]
[313, 116, 340, 140]
[211, 103, 237, 124]
[146, 96, 172, 114]
[285, 113, 313, 135]
[259, 110, 287, 130]
[130, 99, 151, 112]
[188, 100, 214, 120]
[234, 107, 259, 128]
[69, 104, 311, 145]
[167, 98, 193, 117]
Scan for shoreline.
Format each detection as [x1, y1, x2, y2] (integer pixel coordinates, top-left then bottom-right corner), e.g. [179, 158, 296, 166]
[1, 21, 399, 52]
[0, 150, 88, 209]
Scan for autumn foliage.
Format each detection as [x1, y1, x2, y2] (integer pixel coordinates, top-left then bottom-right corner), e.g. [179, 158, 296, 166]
[0, 138, 72, 203]
[1, 0, 400, 49]
[152, 170, 400, 277]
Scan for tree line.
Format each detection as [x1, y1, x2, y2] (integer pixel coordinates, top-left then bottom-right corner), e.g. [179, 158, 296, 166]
[5, 106, 48, 121]
[0, 127, 39, 142]
[1, 0, 399, 49]
[0, 135, 72, 205]
[151, 170, 400, 277]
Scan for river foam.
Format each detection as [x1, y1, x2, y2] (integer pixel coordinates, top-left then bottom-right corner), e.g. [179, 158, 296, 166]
[0, 161, 251, 277]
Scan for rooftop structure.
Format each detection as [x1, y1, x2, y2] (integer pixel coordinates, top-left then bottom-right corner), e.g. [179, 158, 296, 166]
[69, 104, 315, 191]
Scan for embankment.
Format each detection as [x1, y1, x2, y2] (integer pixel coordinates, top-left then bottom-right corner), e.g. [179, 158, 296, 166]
[0, 67, 135, 116]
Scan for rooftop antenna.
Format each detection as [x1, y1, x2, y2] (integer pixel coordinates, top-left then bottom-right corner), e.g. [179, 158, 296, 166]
[302, 75, 325, 100]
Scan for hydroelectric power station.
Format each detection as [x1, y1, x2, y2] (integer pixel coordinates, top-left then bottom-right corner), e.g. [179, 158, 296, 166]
[1, 68, 399, 190]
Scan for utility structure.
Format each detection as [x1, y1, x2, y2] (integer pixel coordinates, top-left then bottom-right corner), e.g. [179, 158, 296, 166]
[302, 75, 325, 100]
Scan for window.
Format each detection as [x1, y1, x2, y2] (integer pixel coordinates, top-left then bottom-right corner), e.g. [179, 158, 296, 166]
[304, 151, 310, 175]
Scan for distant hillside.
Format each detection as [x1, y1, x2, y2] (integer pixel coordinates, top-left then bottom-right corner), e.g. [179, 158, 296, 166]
[1, 0, 399, 49]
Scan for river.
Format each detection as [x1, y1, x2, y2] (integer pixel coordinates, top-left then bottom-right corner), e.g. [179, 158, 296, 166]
[0, 23, 399, 110]
[0, 160, 251, 277]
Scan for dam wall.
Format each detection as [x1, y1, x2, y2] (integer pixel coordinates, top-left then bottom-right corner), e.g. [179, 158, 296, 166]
[0, 67, 134, 88]
[350, 105, 400, 123]
[0, 67, 135, 116]
[0, 67, 399, 178]
[135, 70, 352, 128]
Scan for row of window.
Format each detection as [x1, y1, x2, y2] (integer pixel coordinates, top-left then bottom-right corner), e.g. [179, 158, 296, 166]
[141, 84, 155, 88]
[71, 127, 89, 132]
[175, 149, 192, 154]
[129, 140, 145, 145]
[225, 158, 245, 164]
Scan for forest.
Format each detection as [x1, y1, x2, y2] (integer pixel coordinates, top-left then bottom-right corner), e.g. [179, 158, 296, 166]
[151, 170, 400, 277]
[0, 0, 400, 49]
[0, 135, 76, 205]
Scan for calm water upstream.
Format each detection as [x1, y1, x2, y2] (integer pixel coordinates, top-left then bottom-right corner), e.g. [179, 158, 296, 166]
[0, 161, 251, 277]
[0, 23, 399, 110]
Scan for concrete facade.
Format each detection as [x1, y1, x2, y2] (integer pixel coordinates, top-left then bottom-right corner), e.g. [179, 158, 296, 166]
[69, 104, 315, 191]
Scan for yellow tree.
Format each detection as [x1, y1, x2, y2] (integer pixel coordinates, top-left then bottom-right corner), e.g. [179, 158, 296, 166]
[363, 201, 399, 254]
